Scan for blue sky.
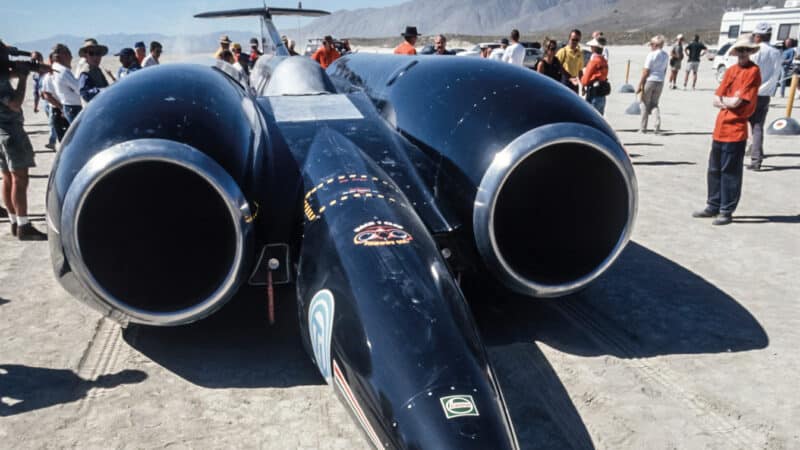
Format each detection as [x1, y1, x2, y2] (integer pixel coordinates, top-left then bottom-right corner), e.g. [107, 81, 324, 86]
[2, 0, 405, 43]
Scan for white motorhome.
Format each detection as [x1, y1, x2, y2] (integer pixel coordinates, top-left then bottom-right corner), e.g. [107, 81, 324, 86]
[718, 1, 800, 47]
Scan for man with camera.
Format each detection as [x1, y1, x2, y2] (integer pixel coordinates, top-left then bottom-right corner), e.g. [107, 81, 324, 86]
[0, 40, 48, 240]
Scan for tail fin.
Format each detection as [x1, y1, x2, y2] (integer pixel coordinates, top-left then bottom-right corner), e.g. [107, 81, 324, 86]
[194, 7, 329, 19]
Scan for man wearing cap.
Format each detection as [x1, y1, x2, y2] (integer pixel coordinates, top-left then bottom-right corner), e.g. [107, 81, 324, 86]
[134, 41, 146, 65]
[0, 40, 48, 240]
[312, 36, 340, 69]
[395, 26, 420, 55]
[249, 38, 263, 68]
[490, 39, 509, 61]
[142, 41, 162, 68]
[214, 35, 231, 60]
[116, 48, 140, 79]
[693, 36, 761, 226]
[747, 23, 783, 171]
[77, 39, 109, 103]
[668, 34, 685, 89]
[51, 44, 82, 124]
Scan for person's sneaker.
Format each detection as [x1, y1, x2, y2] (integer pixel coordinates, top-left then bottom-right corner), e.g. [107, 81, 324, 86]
[17, 223, 47, 241]
[44, 142, 56, 150]
[712, 214, 732, 226]
[11, 222, 17, 237]
[692, 208, 718, 218]
[638, 128, 648, 134]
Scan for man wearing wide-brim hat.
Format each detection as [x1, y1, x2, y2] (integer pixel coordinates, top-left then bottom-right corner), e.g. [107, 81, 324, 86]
[692, 35, 761, 226]
[394, 26, 420, 55]
[215, 34, 231, 59]
[77, 38, 110, 104]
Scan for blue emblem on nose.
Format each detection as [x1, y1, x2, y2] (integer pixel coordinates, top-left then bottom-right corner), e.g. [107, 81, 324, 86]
[309, 289, 335, 382]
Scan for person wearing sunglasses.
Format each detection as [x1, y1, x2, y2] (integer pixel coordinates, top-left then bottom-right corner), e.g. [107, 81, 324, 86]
[537, 39, 566, 83]
[692, 36, 761, 226]
[77, 39, 110, 104]
[555, 29, 584, 93]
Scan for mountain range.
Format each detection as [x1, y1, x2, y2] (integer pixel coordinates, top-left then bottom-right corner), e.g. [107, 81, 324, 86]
[296, 0, 785, 37]
[12, 0, 785, 54]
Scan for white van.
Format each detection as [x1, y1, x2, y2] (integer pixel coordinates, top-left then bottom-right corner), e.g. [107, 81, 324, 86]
[718, 1, 800, 48]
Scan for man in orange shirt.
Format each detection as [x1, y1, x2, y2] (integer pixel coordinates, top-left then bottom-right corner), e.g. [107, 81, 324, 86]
[581, 37, 609, 114]
[311, 36, 340, 69]
[693, 36, 761, 226]
[394, 26, 420, 55]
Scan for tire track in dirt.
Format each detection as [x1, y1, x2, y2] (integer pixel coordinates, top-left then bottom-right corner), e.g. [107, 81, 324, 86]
[551, 300, 766, 449]
[75, 316, 125, 412]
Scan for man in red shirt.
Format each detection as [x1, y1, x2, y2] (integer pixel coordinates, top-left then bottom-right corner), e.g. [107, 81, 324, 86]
[693, 36, 761, 226]
[311, 36, 340, 69]
[394, 26, 420, 55]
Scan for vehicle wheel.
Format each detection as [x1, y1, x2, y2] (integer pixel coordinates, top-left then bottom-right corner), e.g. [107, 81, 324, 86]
[716, 65, 726, 83]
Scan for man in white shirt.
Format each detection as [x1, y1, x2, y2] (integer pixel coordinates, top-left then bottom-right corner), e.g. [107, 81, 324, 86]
[747, 23, 783, 171]
[636, 35, 669, 133]
[142, 41, 162, 68]
[51, 44, 82, 123]
[38, 59, 64, 147]
[490, 38, 508, 61]
[502, 29, 525, 66]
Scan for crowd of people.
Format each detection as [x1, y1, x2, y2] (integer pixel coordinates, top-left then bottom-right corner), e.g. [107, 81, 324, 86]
[0, 37, 165, 240]
[2, 23, 798, 241]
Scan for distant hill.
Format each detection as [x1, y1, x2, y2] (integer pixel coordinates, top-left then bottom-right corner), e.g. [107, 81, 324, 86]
[290, 0, 785, 38]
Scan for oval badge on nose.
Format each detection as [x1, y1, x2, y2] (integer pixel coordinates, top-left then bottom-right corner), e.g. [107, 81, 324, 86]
[440, 395, 480, 419]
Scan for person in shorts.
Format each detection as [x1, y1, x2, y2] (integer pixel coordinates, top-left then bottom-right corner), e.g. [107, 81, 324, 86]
[684, 35, 707, 89]
[0, 41, 47, 240]
[668, 34, 684, 89]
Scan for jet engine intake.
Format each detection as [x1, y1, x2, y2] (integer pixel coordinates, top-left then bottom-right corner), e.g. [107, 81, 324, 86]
[60, 139, 254, 325]
[473, 123, 636, 297]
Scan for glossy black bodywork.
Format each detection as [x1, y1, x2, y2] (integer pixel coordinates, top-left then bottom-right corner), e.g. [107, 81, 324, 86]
[47, 53, 635, 448]
[328, 53, 616, 197]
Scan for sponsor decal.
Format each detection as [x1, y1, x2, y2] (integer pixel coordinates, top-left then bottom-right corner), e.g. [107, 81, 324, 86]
[308, 290, 335, 382]
[773, 119, 787, 131]
[353, 220, 413, 246]
[333, 359, 383, 448]
[440, 395, 480, 419]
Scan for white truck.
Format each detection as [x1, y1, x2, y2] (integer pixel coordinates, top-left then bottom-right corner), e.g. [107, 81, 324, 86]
[713, 1, 800, 81]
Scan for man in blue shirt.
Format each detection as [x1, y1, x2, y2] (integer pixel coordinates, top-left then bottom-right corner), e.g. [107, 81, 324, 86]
[115, 48, 141, 79]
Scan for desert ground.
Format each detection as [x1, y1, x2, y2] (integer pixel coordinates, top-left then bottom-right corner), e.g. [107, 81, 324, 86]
[1, 45, 798, 449]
